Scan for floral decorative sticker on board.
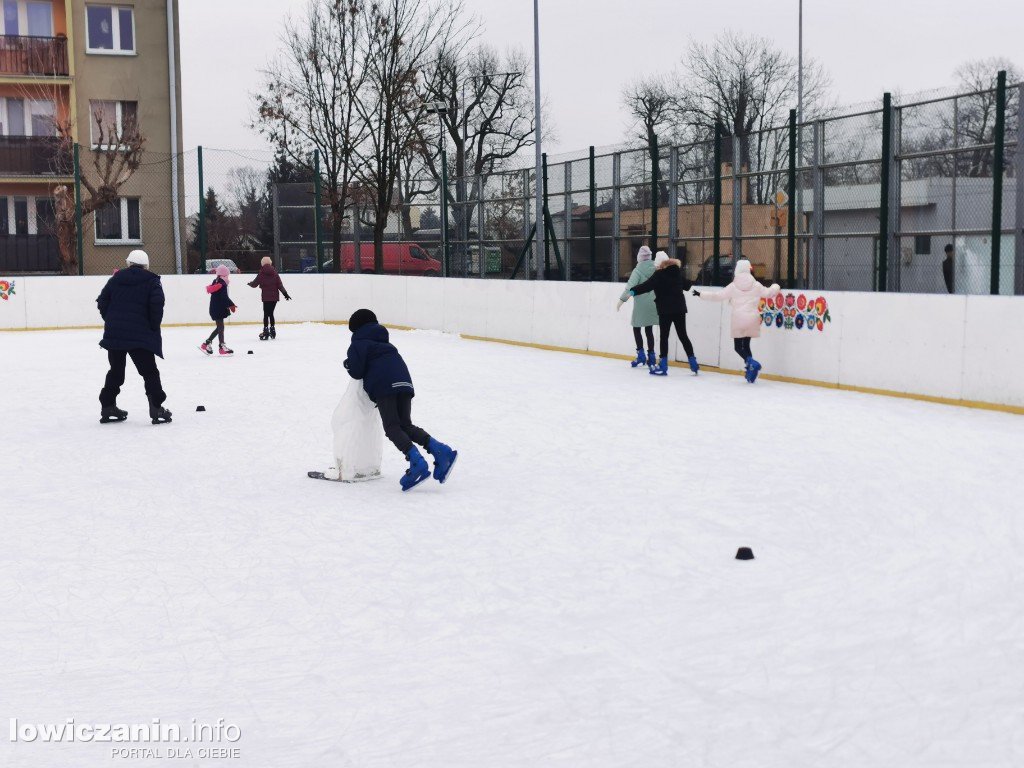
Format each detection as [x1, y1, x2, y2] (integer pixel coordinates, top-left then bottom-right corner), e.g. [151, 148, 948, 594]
[760, 293, 831, 331]
[0, 279, 14, 301]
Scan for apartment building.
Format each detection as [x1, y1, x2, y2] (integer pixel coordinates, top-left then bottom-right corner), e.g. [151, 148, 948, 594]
[0, 0, 183, 274]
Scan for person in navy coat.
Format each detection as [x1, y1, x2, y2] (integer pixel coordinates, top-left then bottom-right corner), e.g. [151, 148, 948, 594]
[344, 308, 458, 491]
[96, 249, 171, 424]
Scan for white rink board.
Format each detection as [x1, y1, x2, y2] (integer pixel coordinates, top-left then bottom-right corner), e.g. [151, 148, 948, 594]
[2, 273, 1022, 409]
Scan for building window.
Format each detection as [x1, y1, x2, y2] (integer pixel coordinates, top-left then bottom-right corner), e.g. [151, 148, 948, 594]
[914, 235, 931, 255]
[13, 196, 28, 234]
[86, 5, 135, 54]
[90, 100, 139, 146]
[94, 197, 141, 243]
[1, 1, 53, 35]
[0, 197, 7, 235]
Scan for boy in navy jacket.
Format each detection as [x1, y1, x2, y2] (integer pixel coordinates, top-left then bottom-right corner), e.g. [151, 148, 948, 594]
[344, 309, 457, 491]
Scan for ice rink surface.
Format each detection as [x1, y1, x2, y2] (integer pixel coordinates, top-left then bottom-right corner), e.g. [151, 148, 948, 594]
[3, 322, 1024, 767]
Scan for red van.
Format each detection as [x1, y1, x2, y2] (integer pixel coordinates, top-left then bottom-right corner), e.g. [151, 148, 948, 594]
[338, 243, 442, 276]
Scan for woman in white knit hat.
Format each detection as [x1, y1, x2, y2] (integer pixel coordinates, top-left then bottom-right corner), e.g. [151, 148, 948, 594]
[615, 245, 659, 368]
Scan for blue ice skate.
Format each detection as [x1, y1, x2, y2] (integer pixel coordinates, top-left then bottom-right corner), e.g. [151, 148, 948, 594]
[745, 357, 762, 383]
[650, 357, 668, 376]
[688, 355, 699, 375]
[427, 437, 458, 484]
[400, 446, 431, 491]
[630, 349, 647, 368]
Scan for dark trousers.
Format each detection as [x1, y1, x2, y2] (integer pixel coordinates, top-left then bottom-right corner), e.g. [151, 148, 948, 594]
[100, 349, 165, 407]
[376, 393, 431, 455]
[632, 326, 655, 352]
[262, 301, 278, 328]
[734, 337, 752, 361]
[205, 318, 226, 345]
[659, 312, 694, 359]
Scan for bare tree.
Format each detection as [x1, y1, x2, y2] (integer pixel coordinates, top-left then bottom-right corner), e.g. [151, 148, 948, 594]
[951, 58, 1021, 178]
[621, 73, 680, 149]
[13, 80, 144, 274]
[676, 30, 831, 203]
[226, 166, 269, 247]
[413, 44, 534, 255]
[254, 0, 369, 271]
[354, 0, 470, 272]
[53, 106, 145, 275]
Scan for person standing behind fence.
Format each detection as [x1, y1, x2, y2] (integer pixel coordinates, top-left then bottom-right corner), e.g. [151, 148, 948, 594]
[628, 251, 699, 377]
[248, 256, 292, 340]
[616, 245, 658, 368]
[200, 264, 237, 357]
[693, 258, 780, 383]
[96, 249, 172, 424]
[942, 243, 955, 294]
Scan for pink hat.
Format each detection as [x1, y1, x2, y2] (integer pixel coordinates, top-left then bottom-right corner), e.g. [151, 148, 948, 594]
[215, 264, 230, 281]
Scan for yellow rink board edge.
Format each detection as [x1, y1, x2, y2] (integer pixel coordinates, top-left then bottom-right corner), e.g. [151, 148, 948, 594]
[3, 322, 1020, 415]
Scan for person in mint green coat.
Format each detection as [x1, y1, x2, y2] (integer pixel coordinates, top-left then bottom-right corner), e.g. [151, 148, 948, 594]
[616, 245, 659, 367]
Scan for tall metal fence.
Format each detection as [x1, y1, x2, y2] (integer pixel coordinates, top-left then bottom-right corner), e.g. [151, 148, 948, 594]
[4, 75, 1020, 296]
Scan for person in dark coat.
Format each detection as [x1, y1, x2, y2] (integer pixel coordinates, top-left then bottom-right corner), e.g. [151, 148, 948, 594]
[942, 243, 954, 294]
[629, 251, 699, 376]
[200, 264, 237, 356]
[248, 256, 291, 340]
[344, 308, 458, 491]
[96, 249, 171, 424]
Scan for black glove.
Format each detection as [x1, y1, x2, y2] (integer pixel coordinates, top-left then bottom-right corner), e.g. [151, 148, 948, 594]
[691, 289, 701, 297]
[284, 294, 292, 301]
[343, 359, 349, 370]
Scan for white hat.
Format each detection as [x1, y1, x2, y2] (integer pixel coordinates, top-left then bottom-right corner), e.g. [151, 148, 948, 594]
[654, 251, 669, 266]
[636, 245, 652, 262]
[126, 249, 149, 268]
[735, 259, 752, 275]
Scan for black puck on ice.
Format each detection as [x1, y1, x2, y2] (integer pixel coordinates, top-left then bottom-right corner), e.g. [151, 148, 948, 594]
[735, 547, 755, 560]
[248, 350, 254, 355]
[196, 405, 206, 412]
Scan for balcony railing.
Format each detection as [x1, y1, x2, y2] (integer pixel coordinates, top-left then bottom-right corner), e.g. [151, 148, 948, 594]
[0, 35, 69, 77]
[0, 136, 71, 176]
[0, 234, 60, 273]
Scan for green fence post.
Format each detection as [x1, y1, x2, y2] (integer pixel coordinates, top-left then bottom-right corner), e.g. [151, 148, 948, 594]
[73, 142, 83, 275]
[878, 94, 892, 292]
[589, 146, 596, 280]
[542, 153, 550, 277]
[440, 147, 449, 277]
[198, 146, 206, 267]
[787, 109, 797, 289]
[650, 135, 659, 250]
[990, 70, 1007, 295]
[313, 150, 324, 271]
[712, 125, 722, 285]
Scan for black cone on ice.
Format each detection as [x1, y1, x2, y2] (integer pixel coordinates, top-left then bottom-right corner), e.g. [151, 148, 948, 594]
[735, 547, 754, 560]
[196, 405, 206, 412]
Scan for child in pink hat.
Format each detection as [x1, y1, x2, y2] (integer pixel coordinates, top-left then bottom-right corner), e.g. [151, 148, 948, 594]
[200, 264, 238, 356]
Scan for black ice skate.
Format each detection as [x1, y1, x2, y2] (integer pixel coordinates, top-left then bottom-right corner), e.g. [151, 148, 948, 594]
[259, 328, 270, 340]
[269, 326, 276, 339]
[149, 404, 172, 425]
[100, 405, 127, 423]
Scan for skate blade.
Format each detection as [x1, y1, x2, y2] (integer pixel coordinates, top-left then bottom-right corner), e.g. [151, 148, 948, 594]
[151, 418, 172, 425]
[401, 471, 431, 492]
[99, 416, 126, 423]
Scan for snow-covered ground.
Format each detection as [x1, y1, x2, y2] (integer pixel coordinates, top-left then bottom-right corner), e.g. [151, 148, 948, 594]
[2, 322, 1023, 767]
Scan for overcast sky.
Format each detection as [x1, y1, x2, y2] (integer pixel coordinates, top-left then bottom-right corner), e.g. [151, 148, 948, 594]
[179, 0, 1023, 160]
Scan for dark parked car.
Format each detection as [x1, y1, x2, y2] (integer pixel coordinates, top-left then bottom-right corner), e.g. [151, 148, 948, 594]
[695, 254, 744, 286]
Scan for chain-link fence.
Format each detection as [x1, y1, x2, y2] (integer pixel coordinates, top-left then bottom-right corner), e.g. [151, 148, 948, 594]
[4, 74, 1020, 295]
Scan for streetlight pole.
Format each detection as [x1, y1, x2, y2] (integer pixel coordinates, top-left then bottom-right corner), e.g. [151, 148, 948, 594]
[533, 0, 543, 280]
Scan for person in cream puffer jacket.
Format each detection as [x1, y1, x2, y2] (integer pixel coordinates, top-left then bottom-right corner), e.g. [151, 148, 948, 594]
[695, 259, 780, 382]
